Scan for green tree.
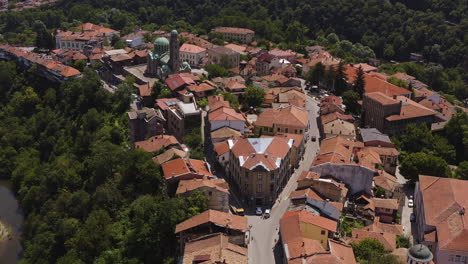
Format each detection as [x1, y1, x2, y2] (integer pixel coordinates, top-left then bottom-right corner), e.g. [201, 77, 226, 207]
[72, 60, 86, 72]
[244, 85, 265, 108]
[342, 90, 360, 115]
[113, 40, 126, 49]
[454, 161, 468, 180]
[334, 61, 348, 95]
[33, 20, 54, 49]
[222, 92, 240, 110]
[286, 21, 308, 44]
[444, 112, 468, 162]
[396, 235, 411, 248]
[157, 88, 172, 99]
[353, 66, 365, 97]
[307, 62, 326, 86]
[386, 76, 408, 88]
[205, 64, 229, 78]
[399, 152, 452, 183]
[352, 238, 385, 264]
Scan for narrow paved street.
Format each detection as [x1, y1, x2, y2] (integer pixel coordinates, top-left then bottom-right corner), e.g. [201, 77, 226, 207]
[396, 166, 414, 240]
[248, 95, 320, 264]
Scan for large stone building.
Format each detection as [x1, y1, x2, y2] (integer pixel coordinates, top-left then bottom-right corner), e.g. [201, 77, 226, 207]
[255, 105, 309, 136]
[212, 27, 255, 44]
[362, 92, 437, 136]
[179, 43, 206, 68]
[176, 178, 230, 212]
[414, 175, 468, 264]
[55, 23, 119, 51]
[225, 137, 293, 206]
[207, 46, 240, 69]
[146, 30, 191, 79]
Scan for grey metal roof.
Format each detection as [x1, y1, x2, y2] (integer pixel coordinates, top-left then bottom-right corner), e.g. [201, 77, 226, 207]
[360, 128, 392, 144]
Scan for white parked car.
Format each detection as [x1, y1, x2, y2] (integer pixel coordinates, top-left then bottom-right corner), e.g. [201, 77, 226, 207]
[408, 198, 414, 208]
[255, 207, 262, 215]
[264, 209, 271, 218]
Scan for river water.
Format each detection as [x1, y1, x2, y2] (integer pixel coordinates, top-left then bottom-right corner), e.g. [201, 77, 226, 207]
[0, 180, 23, 264]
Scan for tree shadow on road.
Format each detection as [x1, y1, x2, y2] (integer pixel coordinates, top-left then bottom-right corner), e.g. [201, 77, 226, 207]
[273, 238, 283, 264]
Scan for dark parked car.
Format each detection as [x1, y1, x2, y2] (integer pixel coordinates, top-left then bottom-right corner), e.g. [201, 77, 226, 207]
[410, 213, 416, 222]
[311, 136, 317, 142]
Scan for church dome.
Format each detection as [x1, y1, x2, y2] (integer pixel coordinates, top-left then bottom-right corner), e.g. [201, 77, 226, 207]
[154, 37, 169, 46]
[171, 29, 178, 35]
[408, 244, 433, 262]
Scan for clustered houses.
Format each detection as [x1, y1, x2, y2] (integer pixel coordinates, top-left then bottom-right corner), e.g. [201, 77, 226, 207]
[55, 23, 120, 51]
[0, 45, 81, 82]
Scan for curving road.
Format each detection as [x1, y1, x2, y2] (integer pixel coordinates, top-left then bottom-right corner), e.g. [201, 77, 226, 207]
[247, 94, 320, 264]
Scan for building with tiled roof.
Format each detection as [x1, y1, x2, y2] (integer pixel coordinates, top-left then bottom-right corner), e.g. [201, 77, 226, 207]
[186, 82, 216, 99]
[261, 132, 306, 168]
[179, 43, 206, 67]
[329, 240, 357, 264]
[152, 148, 187, 164]
[296, 173, 348, 203]
[322, 119, 356, 140]
[127, 107, 165, 143]
[224, 80, 247, 95]
[207, 46, 240, 68]
[176, 178, 229, 212]
[224, 43, 247, 54]
[208, 106, 246, 133]
[175, 209, 248, 249]
[359, 128, 394, 148]
[373, 170, 399, 193]
[212, 27, 255, 44]
[321, 112, 354, 126]
[210, 126, 242, 145]
[181, 233, 247, 264]
[281, 210, 338, 253]
[165, 73, 196, 91]
[134, 134, 180, 153]
[350, 228, 396, 252]
[344, 65, 412, 98]
[310, 136, 374, 195]
[0, 45, 81, 82]
[414, 175, 468, 264]
[207, 95, 230, 112]
[255, 105, 309, 136]
[373, 198, 399, 223]
[161, 158, 213, 183]
[362, 92, 437, 136]
[225, 137, 293, 205]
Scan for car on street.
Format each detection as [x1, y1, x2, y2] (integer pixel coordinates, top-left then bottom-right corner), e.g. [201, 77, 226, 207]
[410, 213, 416, 222]
[311, 136, 317, 142]
[235, 208, 245, 216]
[264, 209, 270, 218]
[255, 207, 262, 215]
[408, 198, 414, 208]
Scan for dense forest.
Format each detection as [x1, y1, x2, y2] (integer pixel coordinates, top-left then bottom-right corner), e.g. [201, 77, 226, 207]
[0, 62, 207, 264]
[0, 0, 466, 99]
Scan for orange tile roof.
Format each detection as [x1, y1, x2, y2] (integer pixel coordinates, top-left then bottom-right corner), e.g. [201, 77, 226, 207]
[134, 135, 180, 153]
[297, 171, 320, 181]
[367, 218, 404, 235]
[392, 72, 416, 81]
[229, 137, 292, 171]
[255, 105, 308, 129]
[290, 188, 323, 200]
[76, 23, 118, 33]
[282, 210, 338, 233]
[225, 80, 247, 91]
[373, 170, 398, 192]
[365, 146, 399, 156]
[161, 158, 213, 179]
[207, 95, 230, 112]
[175, 209, 247, 234]
[187, 83, 216, 93]
[351, 63, 377, 72]
[385, 96, 437, 121]
[321, 112, 354, 125]
[311, 136, 363, 167]
[345, 65, 411, 97]
[211, 127, 242, 140]
[214, 141, 230, 155]
[285, 237, 326, 260]
[418, 175, 468, 251]
[182, 233, 247, 264]
[320, 96, 343, 106]
[372, 198, 399, 210]
[262, 133, 304, 148]
[329, 240, 357, 264]
[138, 83, 152, 97]
[305, 254, 342, 264]
[224, 43, 247, 53]
[365, 92, 399, 105]
[208, 106, 245, 122]
[351, 228, 396, 251]
[176, 178, 229, 194]
[179, 43, 206, 54]
[356, 148, 382, 170]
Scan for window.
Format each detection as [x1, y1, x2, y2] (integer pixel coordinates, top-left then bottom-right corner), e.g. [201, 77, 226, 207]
[277, 127, 281, 132]
[208, 191, 212, 196]
[285, 128, 289, 133]
[257, 173, 262, 181]
[321, 230, 326, 235]
[456, 255, 461, 262]
[256, 183, 262, 193]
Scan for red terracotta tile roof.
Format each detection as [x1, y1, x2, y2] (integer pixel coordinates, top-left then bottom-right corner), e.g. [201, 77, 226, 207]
[175, 209, 247, 234]
[321, 112, 354, 125]
[179, 43, 206, 54]
[165, 74, 196, 91]
[365, 146, 399, 156]
[285, 237, 326, 260]
[161, 158, 213, 179]
[351, 228, 396, 251]
[155, 98, 180, 111]
[329, 240, 357, 264]
[255, 105, 308, 129]
[208, 106, 245, 122]
[373, 198, 399, 210]
[297, 171, 320, 181]
[345, 65, 411, 97]
[211, 127, 242, 140]
[224, 43, 247, 53]
[176, 178, 229, 194]
[373, 170, 398, 192]
[385, 96, 437, 121]
[182, 233, 247, 264]
[187, 82, 216, 93]
[365, 92, 399, 105]
[208, 95, 231, 112]
[351, 63, 377, 73]
[290, 188, 323, 200]
[418, 175, 468, 251]
[311, 136, 363, 167]
[356, 148, 382, 170]
[225, 80, 247, 91]
[282, 210, 338, 233]
[138, 83, 152, 97]
[320, 95, 343, 106]
[214, 141, 230, 155]
[134, 135, 179, 152]
[262, 133, 304, 148]
[76, 23, 118, 33]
